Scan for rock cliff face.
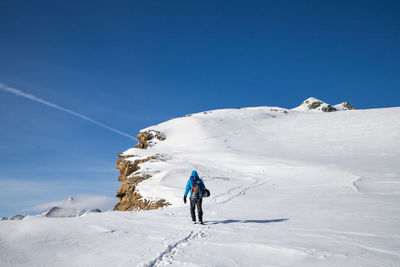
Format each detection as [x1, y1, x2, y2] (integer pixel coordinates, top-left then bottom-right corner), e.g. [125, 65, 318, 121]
[114, 130, 170, 211]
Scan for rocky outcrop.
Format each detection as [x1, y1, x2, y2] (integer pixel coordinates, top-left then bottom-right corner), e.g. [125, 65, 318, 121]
[9, 215, 24, 221]
[135, 130, 166, 149]
[41, 207, 81, 218]
[299, 98, 337, 112]
[321, 105, 336, 112]
[294, 97, 356, 112]
[0, 215, 24, 221]
[114, 130, 170, 211]
[307, 100, 323, 110]
[334, 101, 356, 111]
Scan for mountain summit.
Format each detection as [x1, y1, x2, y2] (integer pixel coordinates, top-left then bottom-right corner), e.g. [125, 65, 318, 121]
[293, 97, 356, 112]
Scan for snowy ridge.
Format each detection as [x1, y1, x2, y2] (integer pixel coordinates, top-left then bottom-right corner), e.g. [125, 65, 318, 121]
[1, 103, 400, 266]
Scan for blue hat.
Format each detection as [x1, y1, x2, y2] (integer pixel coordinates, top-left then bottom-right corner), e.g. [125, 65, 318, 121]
[191, 170, 198, 177]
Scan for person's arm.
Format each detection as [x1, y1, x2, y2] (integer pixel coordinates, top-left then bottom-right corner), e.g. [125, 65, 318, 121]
[183, 179, 191, 204]
[184, 179, 191, 197]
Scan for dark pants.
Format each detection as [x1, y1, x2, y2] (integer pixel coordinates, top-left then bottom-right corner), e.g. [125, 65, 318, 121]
[190, 198, 203, 222]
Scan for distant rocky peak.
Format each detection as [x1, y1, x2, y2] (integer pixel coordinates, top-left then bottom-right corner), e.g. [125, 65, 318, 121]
[302, 97, 325, 105]
[302, 97, 325, 109]
[294, 97, 336, 112]
[334, 101, 356, 111]
[294, 97, 356, 112]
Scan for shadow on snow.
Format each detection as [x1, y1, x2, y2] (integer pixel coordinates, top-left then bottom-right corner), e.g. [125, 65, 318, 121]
[206, 218, 289, 225]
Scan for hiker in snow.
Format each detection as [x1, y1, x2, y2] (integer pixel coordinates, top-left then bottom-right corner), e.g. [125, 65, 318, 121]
[184, 170, 207, 224]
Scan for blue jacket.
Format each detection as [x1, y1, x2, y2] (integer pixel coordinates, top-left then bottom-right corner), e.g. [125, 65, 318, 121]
[184, 171, 206, 198]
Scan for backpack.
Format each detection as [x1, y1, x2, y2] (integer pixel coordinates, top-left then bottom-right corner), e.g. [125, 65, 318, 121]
[191, 177, 202, 199]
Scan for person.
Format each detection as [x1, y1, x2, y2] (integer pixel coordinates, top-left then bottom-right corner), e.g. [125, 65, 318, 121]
[184, 170, 206, 224]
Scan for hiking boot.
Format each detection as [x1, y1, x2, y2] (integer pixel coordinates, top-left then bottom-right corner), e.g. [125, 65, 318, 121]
[199, 220, 204, 225]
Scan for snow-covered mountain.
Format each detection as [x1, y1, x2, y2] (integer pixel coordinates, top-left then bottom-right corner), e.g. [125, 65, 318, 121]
[292, 97, 355, 112]
[40, 196, 102, 218]
[1, 195, 107, 220]
[1, 99, 399, 267]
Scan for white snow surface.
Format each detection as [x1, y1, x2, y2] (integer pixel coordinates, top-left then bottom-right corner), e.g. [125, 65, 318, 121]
[1, 106, 400, 266]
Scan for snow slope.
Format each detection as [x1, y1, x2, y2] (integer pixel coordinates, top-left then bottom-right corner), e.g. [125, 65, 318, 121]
[1, 105, 400, 266]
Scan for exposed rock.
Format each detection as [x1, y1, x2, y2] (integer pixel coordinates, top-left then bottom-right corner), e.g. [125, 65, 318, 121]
[76, 208, 102, 217]
[114, 132, 170, 211]
[135, 130, 166, 149]
[294, 97, 330, 112]
[9, 215, 24, 220]
[42, 206, 80, 218]
[322, 105, 337, 112]
[116, 154, 159, 182]
[308, 100, 323, 110]
[78, 209, 88, 216]
[294, 97, 356, 112]
[270, 108, 289, 114]
[1, 215, 25, 221]
[334, 101, 356, 111]
[78, 209, 101, 216]
[79, 208, 102, 216]
[342, 101, 356, 110]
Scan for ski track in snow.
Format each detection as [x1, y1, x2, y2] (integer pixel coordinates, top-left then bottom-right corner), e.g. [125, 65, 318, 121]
[212, 177, 265, 205]
[141, 175, 262, 266]
[142, 175, 264, 266]
[351, 177, 364, 192]
[142, 228, 209, 267]
[356, 244, 400, 257]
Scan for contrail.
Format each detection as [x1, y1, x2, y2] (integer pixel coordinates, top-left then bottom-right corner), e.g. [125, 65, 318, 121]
[0, 82, 137, 140]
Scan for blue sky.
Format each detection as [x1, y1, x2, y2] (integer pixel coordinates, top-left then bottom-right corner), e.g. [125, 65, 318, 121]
[0, 0, 399, 216]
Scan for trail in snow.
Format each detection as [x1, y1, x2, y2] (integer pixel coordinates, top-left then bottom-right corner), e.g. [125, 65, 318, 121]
[142, 175, 266, 266]
[212, 179, 265, 205]
[143, 228, 209, 267]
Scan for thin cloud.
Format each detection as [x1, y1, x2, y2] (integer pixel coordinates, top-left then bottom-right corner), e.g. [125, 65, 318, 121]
[0, 82, 136, 140]
[0, 178, 118, 216]
[29, 194, 118, 212]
